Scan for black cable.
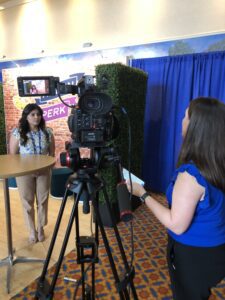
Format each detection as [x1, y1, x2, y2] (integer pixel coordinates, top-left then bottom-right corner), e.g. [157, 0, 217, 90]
[56, 83, 75, 108]
[120, 106, 135, 296]
[72, 262, 93, 300]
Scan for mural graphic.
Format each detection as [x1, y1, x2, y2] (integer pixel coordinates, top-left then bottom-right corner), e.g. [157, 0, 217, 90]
[2, 67, 85, 160]
[1, 33, 225, 82]
[1, 33, 225, 159]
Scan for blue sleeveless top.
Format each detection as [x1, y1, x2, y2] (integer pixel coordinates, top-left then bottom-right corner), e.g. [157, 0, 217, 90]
[166, 163, 225, 247]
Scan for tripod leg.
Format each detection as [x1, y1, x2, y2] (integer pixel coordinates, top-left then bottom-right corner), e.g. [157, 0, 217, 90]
[91, 197, 127, 300]
[91, 187, 138, 300]
[36, 187, 81, 299]
[92, 260, 95, 299]
[101, 185, 138, 300]
[81, 259, 85, 299]
[48, 192, 80, 296]
[38, 188, 71, 283]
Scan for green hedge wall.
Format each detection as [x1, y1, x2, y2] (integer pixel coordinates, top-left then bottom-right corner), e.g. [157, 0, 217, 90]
[95, 63, 147, 203]
[0, 83, 6, 154]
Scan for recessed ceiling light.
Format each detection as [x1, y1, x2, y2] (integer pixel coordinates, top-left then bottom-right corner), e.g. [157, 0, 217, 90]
[83, 42, 93, 48]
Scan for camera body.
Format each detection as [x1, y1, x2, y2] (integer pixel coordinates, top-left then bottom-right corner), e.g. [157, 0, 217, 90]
[68, 88, 118, 147]
[68, 108, 114, 145]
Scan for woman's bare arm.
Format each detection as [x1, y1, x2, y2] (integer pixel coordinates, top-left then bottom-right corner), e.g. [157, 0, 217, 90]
[127, 172, 205, 235]
[9, 134, 19, 154]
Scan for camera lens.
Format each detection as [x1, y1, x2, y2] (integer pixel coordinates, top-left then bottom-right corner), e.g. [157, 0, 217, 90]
[86, 97, 101, 110]
[79, 92, 112, 114]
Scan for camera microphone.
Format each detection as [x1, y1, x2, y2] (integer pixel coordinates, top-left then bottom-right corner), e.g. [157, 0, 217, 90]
[117, 181, 133, 222]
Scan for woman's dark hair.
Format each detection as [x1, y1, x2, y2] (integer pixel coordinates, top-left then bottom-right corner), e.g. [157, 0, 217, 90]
[177, 97, 225, 193]
[18, 103, 49, 145]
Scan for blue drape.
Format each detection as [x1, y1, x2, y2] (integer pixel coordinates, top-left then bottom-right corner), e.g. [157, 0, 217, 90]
[131, 51, 225, 193]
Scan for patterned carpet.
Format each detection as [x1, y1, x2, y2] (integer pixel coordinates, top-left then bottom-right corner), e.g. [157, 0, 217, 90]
[11, 194, 225, 300]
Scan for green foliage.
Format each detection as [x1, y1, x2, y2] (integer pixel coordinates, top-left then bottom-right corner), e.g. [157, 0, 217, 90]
[0, 83, 6, 154]
[207, 38, 225, 52]
[168, 40, 195, 56]
[95, 63, 148, 203]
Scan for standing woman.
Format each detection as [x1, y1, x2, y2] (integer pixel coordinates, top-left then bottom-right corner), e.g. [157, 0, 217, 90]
[9, 103, 55, 244]
[127, 97, 225, 299]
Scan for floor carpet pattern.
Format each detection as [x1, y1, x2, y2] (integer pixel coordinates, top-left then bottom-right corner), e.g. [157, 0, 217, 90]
[11, 194, 225, 300]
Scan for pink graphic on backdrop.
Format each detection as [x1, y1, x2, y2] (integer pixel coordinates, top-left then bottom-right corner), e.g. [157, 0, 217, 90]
[42, 97, 76, 121]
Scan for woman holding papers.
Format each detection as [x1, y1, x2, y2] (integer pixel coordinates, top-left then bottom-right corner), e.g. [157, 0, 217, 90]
[127, 97, 225, 300]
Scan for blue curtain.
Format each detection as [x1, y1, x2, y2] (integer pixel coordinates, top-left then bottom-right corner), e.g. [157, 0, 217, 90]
[131, 51, 225, 193]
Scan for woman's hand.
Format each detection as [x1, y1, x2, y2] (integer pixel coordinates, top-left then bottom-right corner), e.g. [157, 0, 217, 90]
[126, 180, 146, 198]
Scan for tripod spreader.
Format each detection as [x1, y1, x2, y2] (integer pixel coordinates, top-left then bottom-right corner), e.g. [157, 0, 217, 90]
[77, 236, 99, 264]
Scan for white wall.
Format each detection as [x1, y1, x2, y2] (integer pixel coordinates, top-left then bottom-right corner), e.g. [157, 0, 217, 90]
[0, 0, 225, 60]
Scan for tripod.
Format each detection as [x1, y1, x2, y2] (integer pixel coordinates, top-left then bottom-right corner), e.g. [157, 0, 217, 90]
[35, 167, 138, 299]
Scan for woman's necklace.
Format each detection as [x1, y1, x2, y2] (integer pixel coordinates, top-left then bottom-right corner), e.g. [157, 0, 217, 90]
[30, 130, 42, 154]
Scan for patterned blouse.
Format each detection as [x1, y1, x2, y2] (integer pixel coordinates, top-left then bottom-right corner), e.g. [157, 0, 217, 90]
[12, 127, 53, 155]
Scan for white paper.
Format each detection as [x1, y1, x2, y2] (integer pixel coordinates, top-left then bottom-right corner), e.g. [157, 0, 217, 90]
[122, 168, 145, 186]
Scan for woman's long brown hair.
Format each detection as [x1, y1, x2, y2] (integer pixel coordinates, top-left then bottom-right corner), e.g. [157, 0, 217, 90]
[18, 103, 49, 145]
[177, 97, 225, 193]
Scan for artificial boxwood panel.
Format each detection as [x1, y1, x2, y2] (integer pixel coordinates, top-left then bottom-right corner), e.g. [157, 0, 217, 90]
[95, 63, 147, 203]
[0, 83, 6, 154]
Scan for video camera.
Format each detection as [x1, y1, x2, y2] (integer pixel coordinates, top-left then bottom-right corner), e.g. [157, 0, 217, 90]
[17, 75, 119, 147]
[17, 75, 119, 171]
[18, 75, 132, 225]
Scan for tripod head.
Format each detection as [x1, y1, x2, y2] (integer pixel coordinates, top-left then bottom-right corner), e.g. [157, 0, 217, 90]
[60, 143, 133, 221]
[60, 142, 120, 172]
